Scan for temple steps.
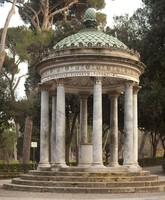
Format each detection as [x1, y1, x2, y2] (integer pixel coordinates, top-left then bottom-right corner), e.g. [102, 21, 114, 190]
[3, 169, 165, 193]
[28, 170, 151, 177]
[3, 184, 165, 193]
[20, 173, 158, 182]
[11, 178, 165, 187]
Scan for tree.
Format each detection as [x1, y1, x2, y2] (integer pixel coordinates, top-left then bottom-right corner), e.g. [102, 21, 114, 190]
[0, 0, 17, 71]
[138, 80, 165, 157]
[0, 26, 35, 161]
[21, 0, 107, 163]
[106, 0, 165, 157]
[18, 0, 105, 31]
[22, 116, 33, 164]
[138, 0, 165, 156]
[65, 94, 80, 163]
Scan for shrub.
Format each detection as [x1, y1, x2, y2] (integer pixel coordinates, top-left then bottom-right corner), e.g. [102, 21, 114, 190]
[0, 163, 37, 173]
[138, 157, 164, 167]
[162, 160, 165, 173]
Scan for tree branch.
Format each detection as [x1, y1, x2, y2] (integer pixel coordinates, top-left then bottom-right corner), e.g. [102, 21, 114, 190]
[49, 0, 78, 18]
[0, 0, 17, 71]
[13, 74, 26, 91]
[23, 4, 41, 31]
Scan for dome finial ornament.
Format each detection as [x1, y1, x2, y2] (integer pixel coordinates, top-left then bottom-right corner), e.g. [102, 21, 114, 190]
[83, 8, 98, 28]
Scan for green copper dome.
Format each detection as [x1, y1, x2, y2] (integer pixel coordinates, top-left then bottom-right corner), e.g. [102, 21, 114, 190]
[54, 8, 128, 50]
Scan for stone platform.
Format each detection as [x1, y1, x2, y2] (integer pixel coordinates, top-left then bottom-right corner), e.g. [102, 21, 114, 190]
[3, 167, 165, 193]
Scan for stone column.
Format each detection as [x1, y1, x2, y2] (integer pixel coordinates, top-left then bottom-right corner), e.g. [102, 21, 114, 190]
[92, 77, 104, 167]
[109, 92, 120, 167]
[133, 86, 141, 165]
[55, 79, 67, 167]
[123, 81, 134, 166]
[39, 87, 50, 168]
[80, 94, 88, 144]
[50, 94, 56, 165]
[79, 94, 93, 167]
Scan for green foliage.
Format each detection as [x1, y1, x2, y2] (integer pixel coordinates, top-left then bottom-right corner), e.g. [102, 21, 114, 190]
[0, 163, 37, 173]
[141, 0, 165, 80]
[117, 157, 164, 167]
[97, 12, 107, 30]
[107, 0, 165, 156]
[1, 128, 16, 150]
[139, 80, 165, 131]
[0, 127, 17, 162]
[65, 94, 80, 142]
[138, 157, 164, 167]
[162, 160, 165, 173]
[0, 73, 11, 126]
[27, 30, 54, 64]
[18, 0, 106, 30]
[5, 27, 35, 62]
[138, 0, 165, 154]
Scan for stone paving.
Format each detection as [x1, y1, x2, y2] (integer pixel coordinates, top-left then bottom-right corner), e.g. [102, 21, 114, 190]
[0, 166, 165, 200]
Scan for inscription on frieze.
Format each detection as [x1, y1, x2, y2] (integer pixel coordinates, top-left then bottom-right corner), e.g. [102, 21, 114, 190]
[41, 64, 140, 83]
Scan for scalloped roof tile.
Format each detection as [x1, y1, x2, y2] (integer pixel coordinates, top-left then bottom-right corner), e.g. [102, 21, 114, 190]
[54, 28, 128, 50]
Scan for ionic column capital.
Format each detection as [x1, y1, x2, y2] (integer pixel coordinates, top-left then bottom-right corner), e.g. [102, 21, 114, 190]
[38, 83, 50, 92]
[133, 85, 141, 94]
[124, 80, 134, 89]
[109, 91, 120, 99]
[91, 77, 102, 84]
[79, 93, 90, 99]
[56, 78, 65, 86]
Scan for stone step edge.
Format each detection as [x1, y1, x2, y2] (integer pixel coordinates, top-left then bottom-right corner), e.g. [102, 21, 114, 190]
[29, 170, 150, 175]
[21, 174, 158, 180]
[12, 178, 165, 187]
[3, 183, 165, 193]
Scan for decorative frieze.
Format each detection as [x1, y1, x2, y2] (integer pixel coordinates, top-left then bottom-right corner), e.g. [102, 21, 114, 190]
[41, 64, 140, 84]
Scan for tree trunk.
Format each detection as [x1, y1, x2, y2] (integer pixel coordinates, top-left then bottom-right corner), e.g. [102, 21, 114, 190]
[160, 135, 165, 157]
[13, 122, 21, 161]
[0, 0, 17, 71]
[65, 112, 79, 164]
[138, 131, 148, 158]
[150, 131, 160, 158]
[2, 147, 10, 164]
[65, 143, 70, 164]
[152, 145, 157, 158]
[41, 0, 50, 30]
[22, 116, 33, 164]
[13, 139, 17, 161]
[118, 132, 124, 159]
[75, 125, 79, 164]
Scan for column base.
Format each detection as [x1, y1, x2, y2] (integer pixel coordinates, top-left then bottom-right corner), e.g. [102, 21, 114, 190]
[37, 163, 51, 171]
[108, 162, 120, 167]
[91, 163, 105, 168]
[51, 163, 68, 171]
[122, 163, 142, 172]
[78, 163, 92, 168]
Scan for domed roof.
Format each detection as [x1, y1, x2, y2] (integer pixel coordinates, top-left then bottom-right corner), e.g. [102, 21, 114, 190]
[54, 28, 127, 50]
[54, 8, 128, 50]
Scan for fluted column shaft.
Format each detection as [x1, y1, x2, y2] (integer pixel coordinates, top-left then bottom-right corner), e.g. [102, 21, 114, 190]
[55, 79, 66, 167]
[109, 92, 119, 166]
[123, 81, 134, 165]
[50, 94, 56, 165]
[92, 77, 104, 167]
[39, 89, 50, 167]
[80, 94, 88, 144]
[133, 86, 140, 164]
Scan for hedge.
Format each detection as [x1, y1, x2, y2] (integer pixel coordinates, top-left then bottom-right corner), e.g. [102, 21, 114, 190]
[138, 157, 164, 167]
[162, 160, 165, 173]
[0, 163, 37, 173]
[0, 157, 164, 174]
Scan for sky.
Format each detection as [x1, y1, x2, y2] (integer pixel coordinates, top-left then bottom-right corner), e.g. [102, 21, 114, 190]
[0, 0, 143, 98]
